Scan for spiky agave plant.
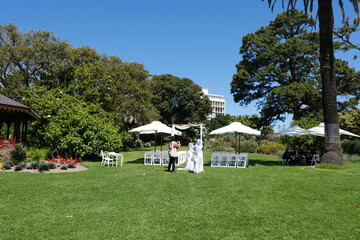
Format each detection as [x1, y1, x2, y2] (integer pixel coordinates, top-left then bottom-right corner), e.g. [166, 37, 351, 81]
[10, 143, 28, 165]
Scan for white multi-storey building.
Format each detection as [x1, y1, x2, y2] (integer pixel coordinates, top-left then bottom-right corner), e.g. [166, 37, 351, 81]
[202, 88, 226, 119]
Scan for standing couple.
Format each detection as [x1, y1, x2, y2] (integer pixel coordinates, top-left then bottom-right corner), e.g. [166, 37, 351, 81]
[177, 138, 204, 174]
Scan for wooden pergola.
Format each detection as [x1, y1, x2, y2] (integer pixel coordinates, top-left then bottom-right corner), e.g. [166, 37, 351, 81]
[0, 94, 40, 146]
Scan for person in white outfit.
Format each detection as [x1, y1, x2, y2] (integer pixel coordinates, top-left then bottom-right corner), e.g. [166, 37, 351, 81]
[178, 138, 195, 171]
[193, 139, 203, 174]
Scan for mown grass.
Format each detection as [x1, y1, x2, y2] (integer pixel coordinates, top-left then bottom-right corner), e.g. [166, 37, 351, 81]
[1, 150, 360, 239]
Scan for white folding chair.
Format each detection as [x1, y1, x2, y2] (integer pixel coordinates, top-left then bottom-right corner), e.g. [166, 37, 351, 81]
[310, 154, 320, 165]
[144, 151, 153, 165]
[219, 153, 229, 167]
[211, 153, 220, 167]
[153, 151, 162, 165]
[236, 153, 248, 168]
[228, 153, 237, 168]
[101, 150, 114, 167]
[161, 151, 170, 165]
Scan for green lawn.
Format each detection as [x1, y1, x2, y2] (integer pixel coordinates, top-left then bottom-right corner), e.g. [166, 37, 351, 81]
[1, 151, 360, 239]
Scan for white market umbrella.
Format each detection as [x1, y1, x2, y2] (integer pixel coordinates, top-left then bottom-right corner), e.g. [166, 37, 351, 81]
[209, 122, 261, 153]
[305, 123, 360, 138]
[273, 125, 309, 136]
[129, 121, 182, 151]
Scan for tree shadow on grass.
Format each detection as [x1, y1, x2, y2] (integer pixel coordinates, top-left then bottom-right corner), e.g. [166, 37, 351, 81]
[250, 160, 283, 167]
[127, 158, 144, 164]
[250, 160, 304, 167]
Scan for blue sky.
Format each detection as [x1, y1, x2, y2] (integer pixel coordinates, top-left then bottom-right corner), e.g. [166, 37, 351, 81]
[2, 0, 359, 130]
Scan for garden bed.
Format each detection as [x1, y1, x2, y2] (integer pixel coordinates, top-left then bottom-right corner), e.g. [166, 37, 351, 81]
[0, 164, 88, 173]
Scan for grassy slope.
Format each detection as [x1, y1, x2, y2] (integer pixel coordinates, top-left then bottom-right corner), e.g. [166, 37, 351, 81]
[1, 151, 359, 239]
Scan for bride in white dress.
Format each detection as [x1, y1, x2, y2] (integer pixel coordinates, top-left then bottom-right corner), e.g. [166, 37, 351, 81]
[193, 139, 203, 174]
[178, 139, 195, 171]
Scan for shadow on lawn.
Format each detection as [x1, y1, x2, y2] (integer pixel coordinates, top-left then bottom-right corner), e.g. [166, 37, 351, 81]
[250, 160, 282, 167]
[127, 158, 144, 164]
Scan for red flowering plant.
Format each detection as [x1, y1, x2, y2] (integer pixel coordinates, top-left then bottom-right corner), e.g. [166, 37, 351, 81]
[47, 156, 81, 165]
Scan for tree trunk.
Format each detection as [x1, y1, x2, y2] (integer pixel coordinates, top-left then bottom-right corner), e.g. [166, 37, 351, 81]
[318, 0, 344, 165]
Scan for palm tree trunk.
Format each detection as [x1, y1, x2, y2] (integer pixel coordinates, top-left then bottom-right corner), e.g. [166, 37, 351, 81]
[318, 0, 344, 165]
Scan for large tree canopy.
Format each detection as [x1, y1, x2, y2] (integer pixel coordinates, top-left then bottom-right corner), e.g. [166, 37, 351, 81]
[151, 74, 212, 124]
[231, 10, 359, 124]
[263, 0, 359, 165]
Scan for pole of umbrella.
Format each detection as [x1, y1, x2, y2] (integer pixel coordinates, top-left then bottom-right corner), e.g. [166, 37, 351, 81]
[238, 133, 241, 154]
[160, 133, 163, 151]
[154, 130, 157, 152]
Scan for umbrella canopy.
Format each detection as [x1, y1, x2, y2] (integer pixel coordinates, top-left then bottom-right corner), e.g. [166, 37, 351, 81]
[305, 123, 360, 138]
[130, 121, 181, 135]
[209, 122, 261, 153]
[273, 125, 309, 136]
[129, 121, 181, 151]
[209, 122, 261, 136]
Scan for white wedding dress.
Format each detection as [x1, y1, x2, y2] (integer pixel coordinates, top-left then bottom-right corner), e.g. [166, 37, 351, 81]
[178, 143, 195, 171]
[193, 143, 203, 174]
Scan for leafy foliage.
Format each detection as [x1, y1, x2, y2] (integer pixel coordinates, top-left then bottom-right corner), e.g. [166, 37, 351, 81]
[342, 140, 360, 155]
[231, 10, 359, 124]
[24, 87, 123, 157]
[256, 141, 286, 155]
[205, 114, 232, 134]
[10, 143, 27, 165]
[339, 110, 360, 136]
[151, 74, 212, 124]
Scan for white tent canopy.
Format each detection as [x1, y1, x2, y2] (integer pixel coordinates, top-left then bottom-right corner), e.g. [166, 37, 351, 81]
[130, 121, 181, 135]
[129, 121, 182, 151]
[304, 123, 360, 138]
[209, 122, 261, 153]
[209, 122, 261, 136]
[273, 125, 309, 136]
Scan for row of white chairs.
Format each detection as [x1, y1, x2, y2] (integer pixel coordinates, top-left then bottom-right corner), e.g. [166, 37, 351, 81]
[211, 152, 250, 168]
[144, 151, 186, 166]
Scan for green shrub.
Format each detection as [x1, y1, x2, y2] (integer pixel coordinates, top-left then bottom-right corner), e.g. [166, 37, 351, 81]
[38, 162, 50, 172]
[239, 140, 258, 153]
[3, 162, 12, 170]
[256, 141, 286, 155]
[4, 160, 14, 167]
[28, 148, 51, 161]
[123, 139, 134, 148]
[28, 161, 40, 169]
[143, 142, 151, 148]
[344, 154, 360, 162]
[14, 165, 23, 171]
[10, 144, 27, 165]
[48, 162, 56, 169]
[68, 164, 76, 168]
[18, 162, 27, 168]
[134, 139, 143, 148]
[342, 140, 360, 155]
[60, 165, 68, 170]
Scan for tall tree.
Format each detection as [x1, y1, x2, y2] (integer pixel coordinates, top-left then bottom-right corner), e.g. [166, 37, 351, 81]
[232, 10, 321, 124]
[151, 74, 212, 124]
[0, 23, 69, 100]
[263, 0, 360, 165]
[231, 10, 358, 124]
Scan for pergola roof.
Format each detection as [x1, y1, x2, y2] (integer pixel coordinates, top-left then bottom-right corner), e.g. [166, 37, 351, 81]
[0, 94, 40, 120]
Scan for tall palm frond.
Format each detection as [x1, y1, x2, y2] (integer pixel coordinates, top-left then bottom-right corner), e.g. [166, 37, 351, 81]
[264, 0, 359, 23]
